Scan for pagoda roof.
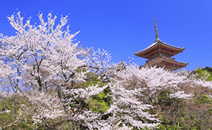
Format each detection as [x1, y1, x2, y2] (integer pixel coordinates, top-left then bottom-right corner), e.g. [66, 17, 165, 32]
[142, 56, 188, 70]
[134, 40, 185, 58]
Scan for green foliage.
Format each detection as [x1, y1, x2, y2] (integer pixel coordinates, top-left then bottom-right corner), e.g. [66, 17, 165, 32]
[194, 94, 212, 114]
[73, 70, 112, 113]
[155, 124, 181, 130]
[0, 94, 40, 129]
[89, 87, 112, 113]
[83, 71, 104, 88]
[194, 94, 212, 105]
[76, 67, 87, 73]
[155, 124, 166, 130]
[0, 94, 31, 127]
[14, 122, 33, 130]
[65, 120, 72, 124]
[193, 67, 212, 81]
[0, 112, 13, 125]
[89, 99, 109, 113]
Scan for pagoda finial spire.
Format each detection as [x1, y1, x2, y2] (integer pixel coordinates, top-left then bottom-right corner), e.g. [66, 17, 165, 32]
[154, 18, 160, 41]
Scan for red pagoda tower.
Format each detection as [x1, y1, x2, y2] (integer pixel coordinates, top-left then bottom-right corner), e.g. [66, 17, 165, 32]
[135, 18, 188, 71]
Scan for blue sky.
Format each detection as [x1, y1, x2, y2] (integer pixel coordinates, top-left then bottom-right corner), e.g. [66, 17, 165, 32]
[0, 0, 212, 71]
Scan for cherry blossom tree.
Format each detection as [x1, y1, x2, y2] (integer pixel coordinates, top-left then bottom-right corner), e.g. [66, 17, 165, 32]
[114, 63, 194, 106]
[0, 11, 90, 127]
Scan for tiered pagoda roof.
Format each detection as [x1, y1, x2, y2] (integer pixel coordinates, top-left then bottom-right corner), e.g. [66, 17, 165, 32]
[135, 18, 188, 71]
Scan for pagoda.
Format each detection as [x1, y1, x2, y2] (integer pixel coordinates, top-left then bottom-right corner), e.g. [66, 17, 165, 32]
[134, 18, 188, 71]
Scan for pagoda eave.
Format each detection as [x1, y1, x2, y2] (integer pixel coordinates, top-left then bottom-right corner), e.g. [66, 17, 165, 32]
[135, 40, 185, 59]
[141, 57, 188, 71]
